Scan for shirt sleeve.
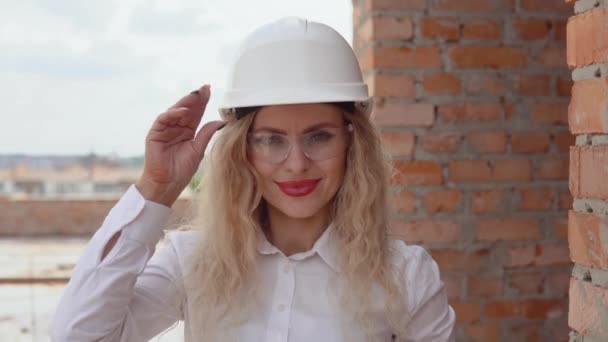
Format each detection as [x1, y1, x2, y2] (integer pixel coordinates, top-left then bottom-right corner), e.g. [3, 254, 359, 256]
[400, 244, 456, 342]
[50, 185, 184, 342]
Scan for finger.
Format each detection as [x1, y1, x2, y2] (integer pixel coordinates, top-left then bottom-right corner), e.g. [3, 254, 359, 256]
[147, 126, 194, 144]
[152, 107, 190, 129]
[168, 84, 210, 112]
[193, 120, 226, 155]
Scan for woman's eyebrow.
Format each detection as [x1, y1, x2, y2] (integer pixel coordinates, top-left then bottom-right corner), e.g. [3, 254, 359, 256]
[252, 122, 339, 134]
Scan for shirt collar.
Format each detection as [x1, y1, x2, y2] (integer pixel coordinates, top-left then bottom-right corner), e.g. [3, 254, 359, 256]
[256, 223, 339, 272]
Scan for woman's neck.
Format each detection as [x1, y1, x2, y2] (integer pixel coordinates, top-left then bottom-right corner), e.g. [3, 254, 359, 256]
[264, 204, 331, 256]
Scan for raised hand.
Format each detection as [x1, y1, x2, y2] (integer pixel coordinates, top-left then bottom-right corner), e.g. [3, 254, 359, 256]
[135, 85, 225, 207]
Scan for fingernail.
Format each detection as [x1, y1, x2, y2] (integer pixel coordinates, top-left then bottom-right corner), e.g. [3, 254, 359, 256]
[190, 90, 200, 95]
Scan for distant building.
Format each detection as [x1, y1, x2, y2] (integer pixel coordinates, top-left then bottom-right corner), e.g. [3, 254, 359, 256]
[0, 163, 192, 200]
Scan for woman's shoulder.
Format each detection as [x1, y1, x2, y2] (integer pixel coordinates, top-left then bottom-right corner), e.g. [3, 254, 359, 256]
[388, 239, 444, 301]
[160, 229, 203, 261]
[389, 239, 437, 274]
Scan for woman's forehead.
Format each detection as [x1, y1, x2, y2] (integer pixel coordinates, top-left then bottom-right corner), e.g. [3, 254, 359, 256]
[252, 103, 343, 129]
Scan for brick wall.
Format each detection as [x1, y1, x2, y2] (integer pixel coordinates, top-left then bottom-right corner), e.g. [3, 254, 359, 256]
[0, 199, 192, 237]
[566, 0, 608, 340]
[353, 0, 573, 340]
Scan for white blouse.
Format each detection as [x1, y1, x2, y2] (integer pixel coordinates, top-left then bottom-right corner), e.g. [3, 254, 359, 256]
[50, 185, 455, 341]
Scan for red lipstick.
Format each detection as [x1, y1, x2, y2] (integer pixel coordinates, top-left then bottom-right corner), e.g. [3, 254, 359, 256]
[276, 179, 321, 197]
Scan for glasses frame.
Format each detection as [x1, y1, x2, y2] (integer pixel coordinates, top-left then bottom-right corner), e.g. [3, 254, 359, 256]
[246, 123, 353, 164]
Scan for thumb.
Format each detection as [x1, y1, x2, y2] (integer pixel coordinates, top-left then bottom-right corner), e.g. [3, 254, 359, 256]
[193, 120, 226, 156]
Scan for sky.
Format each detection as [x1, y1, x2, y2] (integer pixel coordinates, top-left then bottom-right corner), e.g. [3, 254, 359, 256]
[0, 0, 353, 157]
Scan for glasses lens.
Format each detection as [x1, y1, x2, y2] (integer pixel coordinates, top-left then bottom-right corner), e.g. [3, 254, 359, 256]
[247, 127, 349, 164]
[301, 127, 346, 161]
[247, 133, 290, 164]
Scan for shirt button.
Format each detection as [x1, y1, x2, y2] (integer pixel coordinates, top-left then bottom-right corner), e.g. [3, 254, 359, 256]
[277, 304, 286, 312]
[283, 263, 290, 273]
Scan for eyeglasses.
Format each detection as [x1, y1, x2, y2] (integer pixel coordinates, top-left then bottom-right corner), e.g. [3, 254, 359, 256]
[247, 125, 352, 164]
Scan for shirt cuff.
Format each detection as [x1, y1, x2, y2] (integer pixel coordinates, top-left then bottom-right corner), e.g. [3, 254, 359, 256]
[106, 184, 173, 246]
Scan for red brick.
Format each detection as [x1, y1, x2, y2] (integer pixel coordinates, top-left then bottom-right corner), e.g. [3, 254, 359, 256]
[370, 46, 442, 69]
[423, 189, 463, 214]
[477, 218, 540, 241]
[568, 78, 608, 134]
[391, 190, 415, 214]
[570, 146, 608, 199]
[451, 301, 481, 323]
[558, 190, 572, 210]
[462, 19, 502, 40]
[507, 244, 570, 267]
[531, 103, 568, 125]
[554, 19, 567, 41]
[467, 130, 507, 153]
[512, 19, 551, 40]
[508, 272, 544, 295]
[448, 46, 527, 68]
[554, 216, 569, 240]
[536, 156, 569, 180]
[421, 17, 460, 40]
[360, 16, 414, 41]
[485, 299, 565, 319]
[423, 72, 462, 95]
[430, 248, 488, 272]
[422, 132, 462, 153]
[520, 0, 573, 13]
[374, 16, 414, 40]
[468, 275, 504, 298]
[392, 160, 443, 185]
[373, 103, 435, 127]
[547, 271, 570, 297]
[554, 131, 575, 153]
[569, 278, 608, 339]
[557, 76, 572, 97]
[511, 131, 550, 153]
[433, 0, 512, 11]
[365, 0, 427, 11]
[438, 103, 503, 123]
[504, 103, 515, 120]
[370, 73, 415, 98]
[567, 9, 608, 68]
[465, 74, 506, 96]
[472, 190, 505, 213]
[465, 323, 500, 342]
[449, 159, 531, 183]
[443, 275, 462, 299]
[568, 211, 608, 268]
[513, 74, 551, 96]
[389, 220, 460, 243]
[516, 187, 554, 210]
[508, 322, 543, 342]
[538, 46, 566, 68]
[381, 131, 415, 157]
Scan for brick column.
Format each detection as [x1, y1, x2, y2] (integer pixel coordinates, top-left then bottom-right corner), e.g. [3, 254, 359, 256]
[353, 0, 573, 340]
[567, 1, 608, 341]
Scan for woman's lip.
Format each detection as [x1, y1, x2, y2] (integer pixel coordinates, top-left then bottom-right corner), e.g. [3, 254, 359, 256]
[275, 179, 321, 197]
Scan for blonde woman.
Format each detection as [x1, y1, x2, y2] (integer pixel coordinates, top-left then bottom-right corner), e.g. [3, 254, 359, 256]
[51, 17, 455, 341]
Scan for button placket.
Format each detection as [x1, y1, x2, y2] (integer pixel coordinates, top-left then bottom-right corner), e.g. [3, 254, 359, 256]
[271, 257, 295, 341]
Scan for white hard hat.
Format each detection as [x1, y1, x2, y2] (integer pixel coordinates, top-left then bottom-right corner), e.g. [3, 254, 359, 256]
[219, 17, 372, 121]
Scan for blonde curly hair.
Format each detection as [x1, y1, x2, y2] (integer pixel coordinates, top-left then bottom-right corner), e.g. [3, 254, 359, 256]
[178, 104, 410, 341]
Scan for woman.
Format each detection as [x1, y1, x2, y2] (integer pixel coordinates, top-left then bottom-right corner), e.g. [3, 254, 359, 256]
[51, 17, 455, 341]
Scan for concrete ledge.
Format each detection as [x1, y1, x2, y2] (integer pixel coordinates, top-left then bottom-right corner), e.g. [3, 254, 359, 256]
[575, 0, 608, 14]
[572, 264, 608, 288]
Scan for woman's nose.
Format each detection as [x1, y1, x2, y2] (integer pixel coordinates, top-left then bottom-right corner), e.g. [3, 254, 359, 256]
[282, 141, 311, 173]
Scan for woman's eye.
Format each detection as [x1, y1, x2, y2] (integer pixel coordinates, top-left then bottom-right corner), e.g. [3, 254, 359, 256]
[308, 131, 334, 143]
[254, 134, 286, 146]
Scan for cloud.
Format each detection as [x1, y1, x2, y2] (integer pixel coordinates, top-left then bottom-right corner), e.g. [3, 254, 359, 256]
[0, 0, 353, 156]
